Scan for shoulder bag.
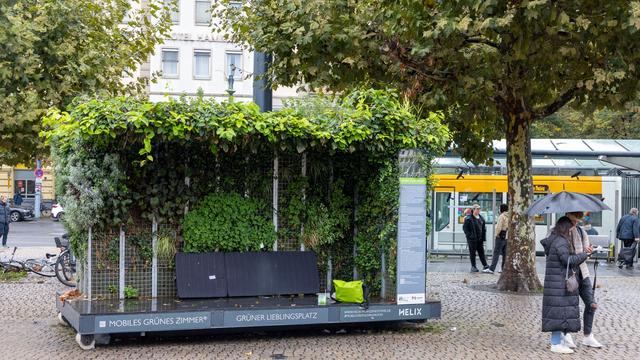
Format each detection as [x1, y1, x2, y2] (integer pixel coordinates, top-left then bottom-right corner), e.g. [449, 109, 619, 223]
[565, 255, 579, 294]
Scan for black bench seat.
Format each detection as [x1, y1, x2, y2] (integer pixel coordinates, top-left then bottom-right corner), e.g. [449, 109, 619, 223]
[176, 251, 320, 299]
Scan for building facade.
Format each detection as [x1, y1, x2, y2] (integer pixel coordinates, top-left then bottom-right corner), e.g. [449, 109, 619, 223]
[0, 165, 56, 204]
[132, 0, 300, 107]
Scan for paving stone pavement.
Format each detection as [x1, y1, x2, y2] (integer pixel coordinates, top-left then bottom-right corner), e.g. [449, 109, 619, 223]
[1, 271, 638, 359]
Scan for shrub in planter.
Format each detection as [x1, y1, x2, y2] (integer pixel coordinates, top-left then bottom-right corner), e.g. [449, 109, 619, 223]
[182, 192, 276, 252]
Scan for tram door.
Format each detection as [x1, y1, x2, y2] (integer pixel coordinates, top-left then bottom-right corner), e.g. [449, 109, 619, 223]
[431, 187, 459, 252]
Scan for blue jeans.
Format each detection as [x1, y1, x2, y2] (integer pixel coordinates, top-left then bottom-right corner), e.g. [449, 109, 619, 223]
[0, 222, 8, 246]
[551, 331, 563, 345]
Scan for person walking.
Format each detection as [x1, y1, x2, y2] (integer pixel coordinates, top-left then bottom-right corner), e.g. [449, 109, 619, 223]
[541, 216, 592, 354]
[615, 208, 639, 269]
[0, 194, 10, 248]
[463, 204, 489, 272]
[484, 203, 508, 274]
[563, 211, 602, 349]
[12, 192, 23, 206]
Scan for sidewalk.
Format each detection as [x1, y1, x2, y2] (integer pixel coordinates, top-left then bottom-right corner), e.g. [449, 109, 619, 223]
[428, 256, 640, 277]
[0, 246, 60, 261]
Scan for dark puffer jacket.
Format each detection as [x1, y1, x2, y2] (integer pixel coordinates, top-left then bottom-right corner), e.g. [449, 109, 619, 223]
[540, 233, 589, 333]
[0, 201, 9, 224]
[463, 215, 486, 242]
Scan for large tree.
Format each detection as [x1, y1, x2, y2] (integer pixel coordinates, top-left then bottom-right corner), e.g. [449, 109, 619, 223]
[534, 105, 640, 139]
[0, 0, 171, 165]
[217, 0, 640, 291]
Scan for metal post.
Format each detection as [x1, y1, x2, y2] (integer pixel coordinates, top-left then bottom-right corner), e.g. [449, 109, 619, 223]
[353, 183, 359, 280]
[119, 226, 125, 300]
[253, 52, 273, 112]
[300, 152, 307, 251]
[151, 217, 158, 298]
[87, 226, 92, 300]
[34, 159, 42, 218]
[326, 255, 333, 293]
[184, 176, 190, 215]
[615, 189, 620, 260]
[272, 153, 279, 251]
[380, 250, 386, 299]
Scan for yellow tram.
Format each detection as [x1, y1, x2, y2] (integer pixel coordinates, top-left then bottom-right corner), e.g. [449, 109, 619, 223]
[430, 174, 621, 254]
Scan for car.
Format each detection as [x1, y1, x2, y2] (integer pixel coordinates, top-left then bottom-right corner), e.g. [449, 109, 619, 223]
[9, 207, 34, 222]
[52, 203, 64, 221]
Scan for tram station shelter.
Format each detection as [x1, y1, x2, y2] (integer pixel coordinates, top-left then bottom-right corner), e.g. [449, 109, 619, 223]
[430, 139, 640, 256]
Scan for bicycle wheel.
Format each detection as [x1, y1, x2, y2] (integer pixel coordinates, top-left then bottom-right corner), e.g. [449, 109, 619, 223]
[55, 251, 76, 287]
[25, 259, 56, 277]
[1, 261, 25, 273]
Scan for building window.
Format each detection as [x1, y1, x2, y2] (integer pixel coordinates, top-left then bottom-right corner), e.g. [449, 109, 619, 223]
[229, 1, 242, 9]
[161, 49, 179, 78]
[195, 0, 211, 25]
[164, 0, 180, 24]
[193, 50, 211, 79]
[225, 52, 242, 80]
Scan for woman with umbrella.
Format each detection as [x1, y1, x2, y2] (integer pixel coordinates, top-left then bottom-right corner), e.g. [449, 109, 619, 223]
[540, 216, 592, 354]
[529, 191, 610, 352]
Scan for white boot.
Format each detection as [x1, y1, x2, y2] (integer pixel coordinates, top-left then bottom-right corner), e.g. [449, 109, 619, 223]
[582, 334, 603, 348]
[562, 333, 577, 349]
[550, 344, 574, 354]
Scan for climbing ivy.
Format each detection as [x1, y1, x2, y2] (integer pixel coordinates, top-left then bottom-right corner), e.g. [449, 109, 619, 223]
[42, 89, 449, 294]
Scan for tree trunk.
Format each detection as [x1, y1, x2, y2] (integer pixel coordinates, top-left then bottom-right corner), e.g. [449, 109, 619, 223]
[496, 112, 542, 292]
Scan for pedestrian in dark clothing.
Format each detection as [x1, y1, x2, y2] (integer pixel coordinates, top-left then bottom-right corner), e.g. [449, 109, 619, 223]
[463, 204, 488, 272]
[584, 223, 598, 236]
[484, 203, 508, 274]
[565, 211, 602, 349]
[615, 208, 639, 269]
[0, 194, 10, 247]
[541, 216, 591, 354]
[12, 192, 22, 206]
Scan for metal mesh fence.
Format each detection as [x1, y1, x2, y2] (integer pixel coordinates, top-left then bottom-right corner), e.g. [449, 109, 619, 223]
[383, 251, 397, 302]
[123, 223, 153, 299]
[83, 151, 406, 300]
[157, 223, 179, 299]
[90, 229, 120, 300]
[277, 152, 303, 251]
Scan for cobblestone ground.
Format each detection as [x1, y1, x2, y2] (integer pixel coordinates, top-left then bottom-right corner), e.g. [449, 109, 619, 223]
[1, 271, 638, 359]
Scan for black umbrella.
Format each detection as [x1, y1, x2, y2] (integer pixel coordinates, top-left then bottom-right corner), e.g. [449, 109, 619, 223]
[526, 191, 611, 216]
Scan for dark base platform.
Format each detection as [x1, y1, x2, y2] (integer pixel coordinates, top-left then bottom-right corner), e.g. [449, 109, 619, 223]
[56, 294, 441, 347]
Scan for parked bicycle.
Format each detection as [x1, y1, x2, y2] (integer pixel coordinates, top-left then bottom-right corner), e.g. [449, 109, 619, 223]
[54, 234, 76, 287]
[0, 247, 26, 273]
[24, 235, 76, 286]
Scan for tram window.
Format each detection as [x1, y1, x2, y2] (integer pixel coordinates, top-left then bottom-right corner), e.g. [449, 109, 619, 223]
[434, 192, 451, 231]
[584, 211, 602, 228]
[533, 193, 548, 225]
[458, 192, 498, 224]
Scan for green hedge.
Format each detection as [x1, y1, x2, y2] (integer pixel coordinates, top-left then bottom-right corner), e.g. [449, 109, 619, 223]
[182, 192, 276, 252]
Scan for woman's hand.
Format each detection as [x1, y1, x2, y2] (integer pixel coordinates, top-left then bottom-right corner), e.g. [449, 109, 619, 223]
[585, 245, 593, 255]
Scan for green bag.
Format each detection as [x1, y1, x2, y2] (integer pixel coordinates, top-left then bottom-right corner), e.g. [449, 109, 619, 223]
[331, 280, 365, 303]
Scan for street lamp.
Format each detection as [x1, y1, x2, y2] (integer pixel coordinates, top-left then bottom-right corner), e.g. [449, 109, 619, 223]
[226, 64, 236, 100]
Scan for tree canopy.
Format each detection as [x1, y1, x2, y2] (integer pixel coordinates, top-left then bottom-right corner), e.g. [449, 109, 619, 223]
[533, 106, 640, 139]
[0, 0, 171, 165]
[218, 0, 640, 161]
[217, 0, 640, 292]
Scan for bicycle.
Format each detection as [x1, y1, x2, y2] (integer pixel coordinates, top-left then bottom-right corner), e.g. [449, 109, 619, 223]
[24, 252, 59, 277]
[53, 235, 76, 287]
[0, 247, 26, 273]
[55, 249, 76, 287]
